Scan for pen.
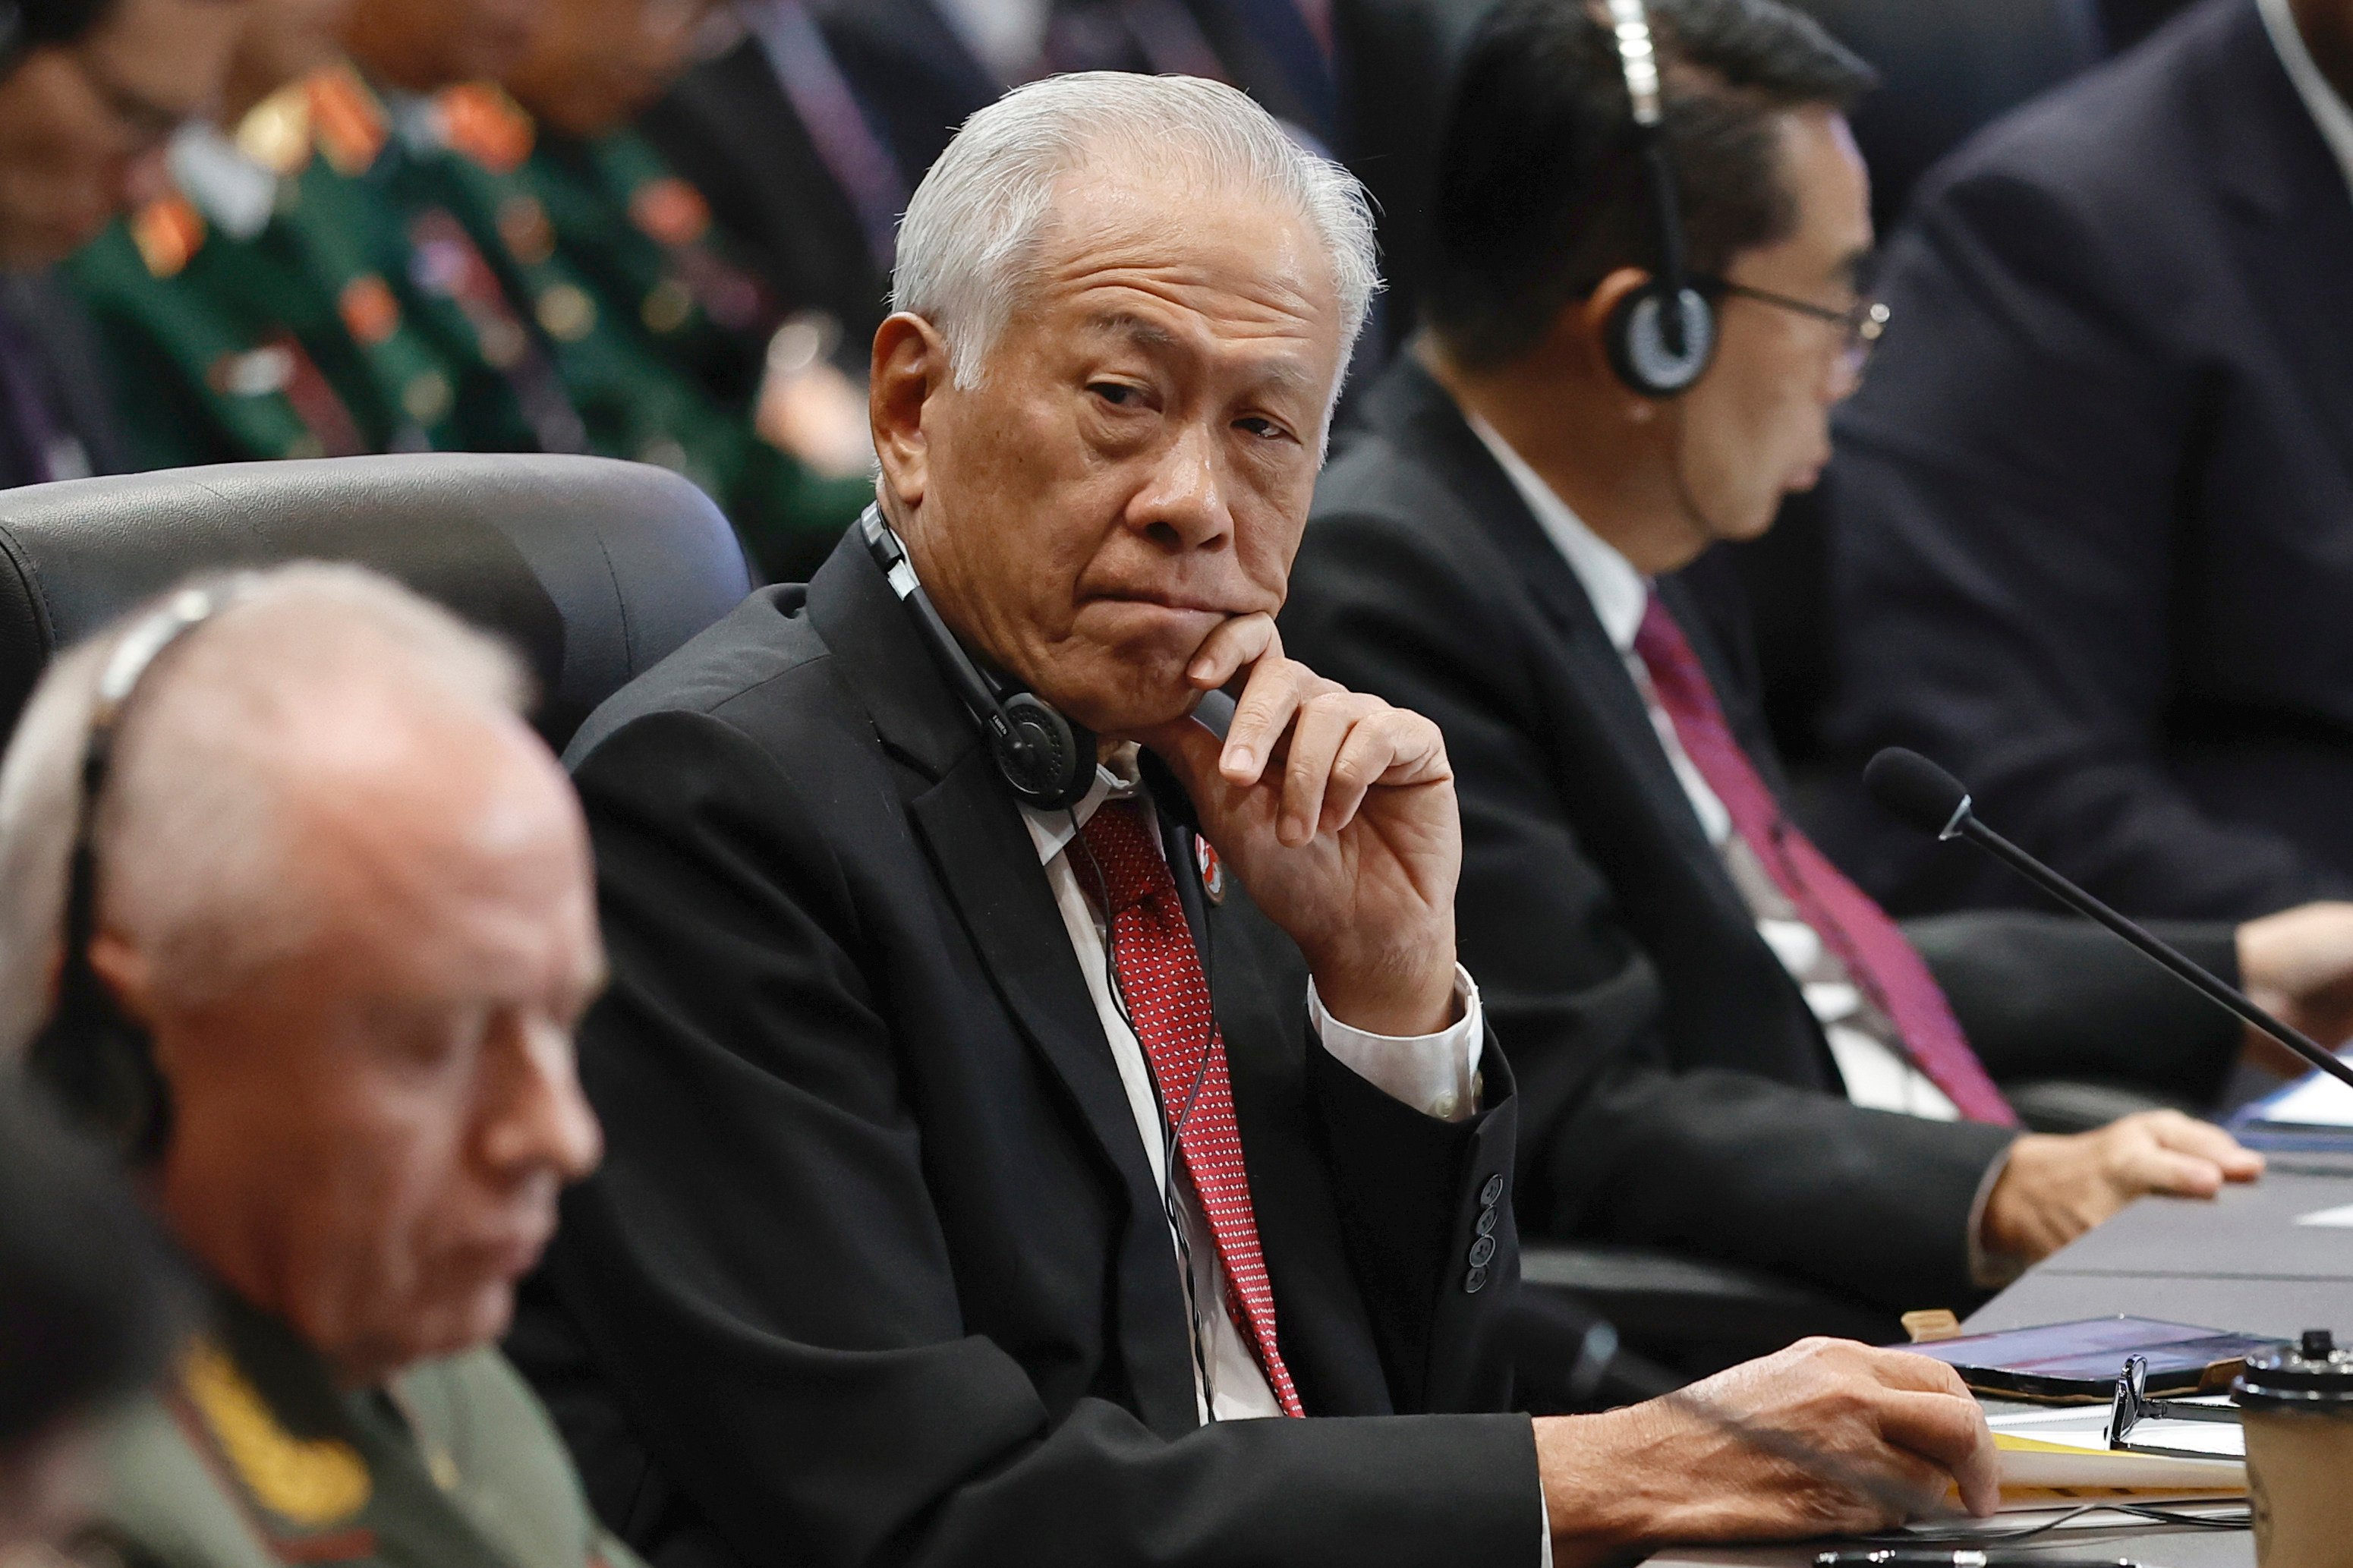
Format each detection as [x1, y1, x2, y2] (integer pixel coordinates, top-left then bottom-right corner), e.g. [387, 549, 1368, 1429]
[1806, 1544, 2146, 1554]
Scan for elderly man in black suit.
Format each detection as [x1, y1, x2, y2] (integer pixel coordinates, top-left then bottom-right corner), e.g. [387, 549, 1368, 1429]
[510, 67, 2001, 1568]
[1278, 0, 2353, 1324]
[1821, 0, 2353, 922]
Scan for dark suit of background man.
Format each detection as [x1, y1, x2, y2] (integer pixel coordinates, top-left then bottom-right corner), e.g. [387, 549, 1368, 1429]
[1819, 0, 2353, 922]
[0, 0, 249, 486]
[508, 68, 1999, 1568]
[1275, 0, 2353, 1330]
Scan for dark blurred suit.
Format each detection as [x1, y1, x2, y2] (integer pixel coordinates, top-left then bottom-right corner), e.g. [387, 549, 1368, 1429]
[0, 275, 121, 488]
[1821, 0, 2353, 921]
[641, 1, 997, 358]
[1284, 361, 2244, 1316]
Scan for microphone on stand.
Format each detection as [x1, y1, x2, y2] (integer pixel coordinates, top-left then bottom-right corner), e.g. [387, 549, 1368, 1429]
[1863, 747, 2353, 1094]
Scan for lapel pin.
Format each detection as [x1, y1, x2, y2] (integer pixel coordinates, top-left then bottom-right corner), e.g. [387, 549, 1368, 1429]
[1195, 836, 1226, 904]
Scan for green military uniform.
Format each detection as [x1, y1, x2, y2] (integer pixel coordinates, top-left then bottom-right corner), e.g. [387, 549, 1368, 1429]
[65, 68, 865, 581]
[390, 86, 870, 582]
[80, 1289, 641, 1568]
[66, 69, 563, 468]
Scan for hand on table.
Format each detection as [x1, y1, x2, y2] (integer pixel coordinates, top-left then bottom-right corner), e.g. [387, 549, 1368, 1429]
[2238, 900, 2353, 1075]
[1136, 613, 1460, 1037]
[1981, 1110, 2263, 1263]
[1534, 1337, 1998, 1566]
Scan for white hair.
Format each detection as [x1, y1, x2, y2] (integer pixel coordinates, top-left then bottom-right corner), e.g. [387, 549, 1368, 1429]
[0, 563, 532, 1054]
[892, 72, 1381, 417]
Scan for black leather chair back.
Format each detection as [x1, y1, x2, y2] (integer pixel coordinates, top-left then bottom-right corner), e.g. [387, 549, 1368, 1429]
[0, 454, 754, 751]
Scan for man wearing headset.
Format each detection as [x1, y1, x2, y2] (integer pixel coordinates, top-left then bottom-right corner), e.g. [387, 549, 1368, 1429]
[0, 565, 632, 1568]
[1279, 0, 2353, 1335]
[507, 66, 1997, 1568]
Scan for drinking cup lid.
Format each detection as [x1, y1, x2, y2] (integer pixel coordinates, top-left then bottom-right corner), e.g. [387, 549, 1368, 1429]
[2235, 1330, 2353, 1411]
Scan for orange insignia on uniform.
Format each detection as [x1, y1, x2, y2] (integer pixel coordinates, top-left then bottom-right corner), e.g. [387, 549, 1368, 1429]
[436, 83, 534, 175]
[130, 196, 206, 278]
[337, 275, 401, 345]
[306, 65, 388, 177]
[628, 178, 710, 247]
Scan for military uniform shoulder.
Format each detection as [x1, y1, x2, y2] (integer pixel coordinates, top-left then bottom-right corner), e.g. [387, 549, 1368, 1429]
[390, 1349, 622, 1568]
[79, 1393, 279, 1568]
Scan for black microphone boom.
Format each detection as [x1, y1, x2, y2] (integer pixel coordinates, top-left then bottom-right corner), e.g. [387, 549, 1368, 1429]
[1863, 748, 2353, 1095]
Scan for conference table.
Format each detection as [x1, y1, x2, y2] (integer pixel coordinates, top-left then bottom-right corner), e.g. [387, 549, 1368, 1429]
[1649, 1151, 2353, 1568]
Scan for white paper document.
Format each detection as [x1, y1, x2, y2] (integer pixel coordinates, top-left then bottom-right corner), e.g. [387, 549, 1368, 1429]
[1983, 1403, 2244, 1501]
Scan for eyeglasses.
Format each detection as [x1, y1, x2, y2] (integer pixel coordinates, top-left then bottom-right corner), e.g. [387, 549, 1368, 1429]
[1698, 276, 1891, 383]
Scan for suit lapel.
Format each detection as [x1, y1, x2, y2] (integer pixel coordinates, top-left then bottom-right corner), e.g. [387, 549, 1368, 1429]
[808, 542, 1192, 1432]
[1369, 364, 1743, 889]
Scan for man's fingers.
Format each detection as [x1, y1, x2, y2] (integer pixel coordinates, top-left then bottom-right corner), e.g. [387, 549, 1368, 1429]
[1867, 1347, 1974, 1399]
[2130, 1148, 2229, 1198]
[2141, 1110, 2265, 1181]
[1872, 1387, 1999, 1517]
[1279, 696, 1359, 845]
[1186, 612, 1277, 693]
[1221, 653, 1309, 785]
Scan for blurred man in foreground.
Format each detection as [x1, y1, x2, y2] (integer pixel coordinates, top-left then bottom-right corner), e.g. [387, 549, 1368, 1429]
[512, 70, 1996, 1568]
[1822, 0, 2353, 921]
[0, 0, 247, 487]
[0, 1075, 186, 1560]
[1277, 0, 2350, 1333]
[0, 565, 625, 1568]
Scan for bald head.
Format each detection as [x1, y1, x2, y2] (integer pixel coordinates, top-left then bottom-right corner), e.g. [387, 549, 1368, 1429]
[0, 565, 604, 1383]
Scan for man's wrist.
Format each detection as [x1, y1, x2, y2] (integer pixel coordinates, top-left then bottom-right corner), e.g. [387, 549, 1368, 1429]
[1309, 937, 1461, 1036]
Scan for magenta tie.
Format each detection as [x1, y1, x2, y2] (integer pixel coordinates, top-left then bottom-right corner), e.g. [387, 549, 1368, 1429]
[1633, 594, 2018, 1126]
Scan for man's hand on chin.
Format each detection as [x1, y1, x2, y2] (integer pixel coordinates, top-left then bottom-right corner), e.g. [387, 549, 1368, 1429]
[1134, 612, 1462, 1037]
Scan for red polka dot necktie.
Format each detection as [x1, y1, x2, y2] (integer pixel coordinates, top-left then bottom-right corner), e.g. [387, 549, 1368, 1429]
[1076, 798, 1306, 1417]
[1633, 594, 2018, 1126]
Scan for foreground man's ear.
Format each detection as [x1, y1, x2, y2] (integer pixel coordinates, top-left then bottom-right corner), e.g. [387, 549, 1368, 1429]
[869, 313, 950, 512]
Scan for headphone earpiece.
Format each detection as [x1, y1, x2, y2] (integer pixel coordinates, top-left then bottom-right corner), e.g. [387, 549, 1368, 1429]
[995, 691, 1095, 811]
[860, 508, 1099, 813]
[1607, 282, 1718, 398]
[26, 970, 168, 1163]
[25, 580, 248, 1161]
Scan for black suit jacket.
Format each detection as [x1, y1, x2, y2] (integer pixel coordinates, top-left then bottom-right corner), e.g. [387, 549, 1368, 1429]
[1821, 0, 2353, 921]
[1284, 361, 2241, 1313]
[0, 275, 123, 489]
[509, 531, 1539, 1568]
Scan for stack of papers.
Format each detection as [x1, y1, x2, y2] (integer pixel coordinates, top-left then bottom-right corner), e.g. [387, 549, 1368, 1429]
[2232, 1053, 2353, 1148]
[1983, 1403, 2244, 1504]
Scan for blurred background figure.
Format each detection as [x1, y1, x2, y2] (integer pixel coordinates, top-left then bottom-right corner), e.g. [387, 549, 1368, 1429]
[0, 0, 249, 490]
[0, 1076, 186, 1563]
[65, 0, 872, 581]
[0, 565, 625, 1568]
[1813, 0, 2353, 924]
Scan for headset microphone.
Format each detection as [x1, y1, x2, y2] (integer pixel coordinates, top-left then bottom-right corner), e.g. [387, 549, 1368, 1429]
[1864, 746, 2353, 1094]
[859, 507, 1098, 811]
[1602, 0, 1717, 398]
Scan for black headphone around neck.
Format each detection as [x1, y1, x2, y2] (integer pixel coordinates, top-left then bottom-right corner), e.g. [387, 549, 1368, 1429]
[859, 507, 1098, 812]
[1601, 0, 1718, 399]
[27, 580, 250, 1162]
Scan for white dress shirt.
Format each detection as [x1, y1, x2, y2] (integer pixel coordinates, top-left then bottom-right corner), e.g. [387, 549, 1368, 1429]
[1019, 750, 1488, 1422]
[1466, 415, 1963, 1122]
[2260, 0, 2353, 194]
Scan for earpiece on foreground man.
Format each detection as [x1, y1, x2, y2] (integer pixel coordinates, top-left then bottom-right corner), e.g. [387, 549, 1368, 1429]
[1863, 746, 2353, 1092]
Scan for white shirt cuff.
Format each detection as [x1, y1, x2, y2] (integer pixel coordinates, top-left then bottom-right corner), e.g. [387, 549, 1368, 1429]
[1306, 965, 1485, 1122]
